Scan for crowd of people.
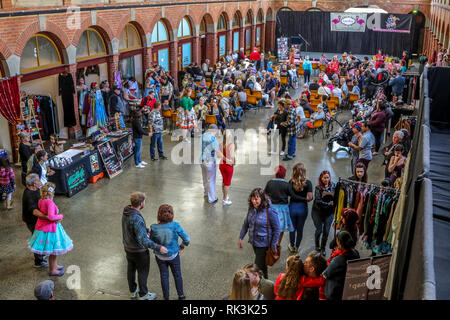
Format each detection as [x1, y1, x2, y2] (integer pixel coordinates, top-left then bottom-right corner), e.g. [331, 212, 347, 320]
[9, 45, 422, 301]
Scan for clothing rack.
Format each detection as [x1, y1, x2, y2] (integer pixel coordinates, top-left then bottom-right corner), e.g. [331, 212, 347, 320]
[338, 177, 401, 194]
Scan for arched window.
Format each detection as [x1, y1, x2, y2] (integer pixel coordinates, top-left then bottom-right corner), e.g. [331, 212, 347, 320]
[200, 18, 206, 35]
[21, 34, 61, 73]
[257, 10, 264, 24]
[76, 28, 107, 61]
[177, 17, 192, 39]
[119, 23, 142, 52]
[245, 11, 253, 26]
[151, 21, 169, 44]
[217, 14, 227, 31]
[232, 13, 241, 28]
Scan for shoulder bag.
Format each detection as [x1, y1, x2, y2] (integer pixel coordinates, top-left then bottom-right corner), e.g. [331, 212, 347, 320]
[265, 208, 281, 266]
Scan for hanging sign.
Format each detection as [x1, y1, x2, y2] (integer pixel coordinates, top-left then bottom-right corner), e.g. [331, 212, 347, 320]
[370, 14, 412, 33]
[342, 254, 392, 300]
[277, 37, 289, 61]
[331, 13, 367, 32]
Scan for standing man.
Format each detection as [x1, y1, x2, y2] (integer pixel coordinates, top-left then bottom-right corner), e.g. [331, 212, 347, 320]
[22, 173, 48, 268]
[122, 192, 168, 300]
[353, 121, 375, 169]
[256, 53, 268, 74]
[109, 84, 127, 129]
[201, 124, 224, 204]
[281, 100, 299, 161]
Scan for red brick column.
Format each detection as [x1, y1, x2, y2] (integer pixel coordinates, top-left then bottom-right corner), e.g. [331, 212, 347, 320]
[192, 36, 200, 65]
[226, 29, 233, 54]
[143, 47, 153, 72]
[239, 27, 245, 51]
[260, 23, 266, 53]
[169, 40, 178, 86]
[206, 32, 217, 65]
[67, 64, 81, 138]
[250, 25, 256, 51]
[108, 54, 120, 86]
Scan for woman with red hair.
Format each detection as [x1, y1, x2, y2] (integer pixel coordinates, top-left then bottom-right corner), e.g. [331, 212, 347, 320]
[311, 171, 336, 256]
[264, 165, 294, 244]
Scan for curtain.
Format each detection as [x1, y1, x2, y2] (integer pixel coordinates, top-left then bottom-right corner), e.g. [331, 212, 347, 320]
[276, 11, 416, 57]
[0, 76, 21, 125]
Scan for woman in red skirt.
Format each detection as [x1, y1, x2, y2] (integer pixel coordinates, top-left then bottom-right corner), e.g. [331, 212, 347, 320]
[219, 131, 235, 206]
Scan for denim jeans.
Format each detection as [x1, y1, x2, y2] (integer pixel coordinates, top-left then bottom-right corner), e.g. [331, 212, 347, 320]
[304, 70, 311, 84]
[119, 114, 126, 129]
[289, 202, 308, 248]
[150, 132, 164, 159]
[311, 209, 334, 249]
[155, 254, 184, 299]
[234, 107, 243, 121]
[287, 135, 296, 156]
[133, 138, 142, 165]
[298, 118, 309, 135]
[126, 250, 150, 297]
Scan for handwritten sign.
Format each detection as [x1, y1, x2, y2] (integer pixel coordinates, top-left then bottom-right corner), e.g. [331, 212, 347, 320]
[115, 134, 134, 162]
[97, 141, 123, 179]
[65, 165, 88, 197]
[342, 254, 392, 300]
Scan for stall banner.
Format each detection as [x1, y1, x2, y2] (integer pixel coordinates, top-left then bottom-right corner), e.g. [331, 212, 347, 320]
[233, 32, 239, 52]
[97, 141, 123, 179]
[370, 14, 412, 33]
[219, 35, 226, 57]
[158, 49, 169, 72]
[277, 37, 289, 61]
[331, 13, 367, 32]
[116, 134, 134, 162]
[66, 165, 88, 197]
[182, 43, 192, 68]
[342, 254, 392, 300]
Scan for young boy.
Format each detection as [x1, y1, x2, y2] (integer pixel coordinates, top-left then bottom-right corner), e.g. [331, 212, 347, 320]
[148, 101, 168, 161]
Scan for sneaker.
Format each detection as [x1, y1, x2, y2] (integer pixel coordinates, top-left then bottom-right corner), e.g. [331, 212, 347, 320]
[140, 161, 148, 165]
[208, 198, 218, 204]
[280, 151, 285, 156]
[282, 156, 293, 161]
[34, 261, 49, 268]
[140, 292, 157, 300]
[151, 158, 158, 161]
[288, 244, 296, 254]
[159, 156, 168, 160]
[130, 288, 139, 299]
[223, 199, 232, 206]
[178, 296, 186, 300]
[136, 164, 146, 168]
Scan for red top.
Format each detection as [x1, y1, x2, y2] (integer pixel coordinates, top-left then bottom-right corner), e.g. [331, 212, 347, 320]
[296, 275, 327, 300]
[141, 97, 157, 110]
[249, 51, 261, 62]
[220, 143, 234, 166]
[274, 273, 302, 300]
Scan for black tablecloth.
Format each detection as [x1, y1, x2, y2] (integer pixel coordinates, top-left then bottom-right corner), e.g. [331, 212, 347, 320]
[48, 150, 103, 197]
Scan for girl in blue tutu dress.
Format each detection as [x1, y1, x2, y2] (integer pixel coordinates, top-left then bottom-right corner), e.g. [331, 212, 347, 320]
[29, 182, 73, 276]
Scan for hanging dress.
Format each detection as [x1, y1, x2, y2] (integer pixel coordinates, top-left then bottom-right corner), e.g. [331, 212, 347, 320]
[94, 89, 108, 128]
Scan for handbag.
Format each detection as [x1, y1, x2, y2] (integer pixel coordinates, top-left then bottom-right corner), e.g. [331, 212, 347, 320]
[265, 208, 281, 266]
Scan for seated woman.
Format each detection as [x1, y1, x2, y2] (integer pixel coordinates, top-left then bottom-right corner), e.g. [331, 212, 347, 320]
[388, 144, 406, 184]
[208, 97, 226, 131]
[306, 105, 326, 129]
[350, 80, 361, 99]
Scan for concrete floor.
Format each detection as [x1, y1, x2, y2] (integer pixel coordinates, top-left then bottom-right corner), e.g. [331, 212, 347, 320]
[0, 89, 386, 300]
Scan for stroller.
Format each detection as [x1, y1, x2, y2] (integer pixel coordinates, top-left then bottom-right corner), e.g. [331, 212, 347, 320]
[327, 120, 354, 153]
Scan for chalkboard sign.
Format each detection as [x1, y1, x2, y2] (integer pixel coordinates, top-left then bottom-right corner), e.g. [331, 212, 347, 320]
[342, 254, 392, 300]
[65, 164, 88, 197]
[115, 134, 134, 162]
[97, 141, 123, 179]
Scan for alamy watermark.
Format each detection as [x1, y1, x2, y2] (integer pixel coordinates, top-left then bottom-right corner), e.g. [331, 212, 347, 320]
[170, 128, 281, 176]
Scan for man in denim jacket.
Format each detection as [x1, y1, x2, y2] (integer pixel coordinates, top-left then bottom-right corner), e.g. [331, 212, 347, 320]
[122, 192, 168, 300]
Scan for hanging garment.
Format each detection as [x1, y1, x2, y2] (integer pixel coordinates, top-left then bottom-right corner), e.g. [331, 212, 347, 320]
[58, 73, 76, 127]
[94, 90, 107, 127]
[38, 96, 57, 140]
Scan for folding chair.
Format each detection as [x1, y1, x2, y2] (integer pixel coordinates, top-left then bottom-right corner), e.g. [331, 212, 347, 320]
[306, 119, 324, 142]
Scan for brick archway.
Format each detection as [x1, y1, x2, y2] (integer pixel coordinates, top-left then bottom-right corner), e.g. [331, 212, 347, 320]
[72, 16, 114, 49]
